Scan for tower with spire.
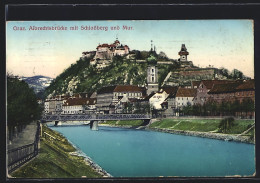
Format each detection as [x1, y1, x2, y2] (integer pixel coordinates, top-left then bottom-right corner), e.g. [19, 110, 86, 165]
[147, 65, 159, 95]
[178, 44, 189, 62]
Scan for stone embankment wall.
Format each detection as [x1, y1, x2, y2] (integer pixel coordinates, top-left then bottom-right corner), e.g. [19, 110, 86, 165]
[148, 127, 253, 144]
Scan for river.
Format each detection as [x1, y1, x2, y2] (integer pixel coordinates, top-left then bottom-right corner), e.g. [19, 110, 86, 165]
[49, 125, 255, 177]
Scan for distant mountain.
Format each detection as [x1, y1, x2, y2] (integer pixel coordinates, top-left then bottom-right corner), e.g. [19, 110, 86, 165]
[21, 75, 53, 94]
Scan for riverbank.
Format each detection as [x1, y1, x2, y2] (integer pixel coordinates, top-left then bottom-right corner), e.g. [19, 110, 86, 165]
[147, 127, 253, 144]
[147, 118, 254, 144]
[10, 125, 111, 178]
[100, 118, 255, 144]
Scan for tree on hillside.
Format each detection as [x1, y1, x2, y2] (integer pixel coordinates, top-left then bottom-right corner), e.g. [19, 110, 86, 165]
[158, 51, 168, 60]
[231, 69, 244, 80]
[7, 75, 42, 141]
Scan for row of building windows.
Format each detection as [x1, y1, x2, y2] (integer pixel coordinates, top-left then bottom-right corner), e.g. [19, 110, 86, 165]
[177, 97, 190, 100]
[114, 92, 142, 97]
[63, 111, 83, 114]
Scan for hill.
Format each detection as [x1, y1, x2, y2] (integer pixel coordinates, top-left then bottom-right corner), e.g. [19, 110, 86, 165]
[44, 49, 247, 99]
[44, 55, 178, 98]
[21, 75, 53, 94]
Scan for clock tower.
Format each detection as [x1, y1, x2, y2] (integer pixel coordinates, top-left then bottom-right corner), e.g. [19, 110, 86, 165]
[178, 44, 189, 62]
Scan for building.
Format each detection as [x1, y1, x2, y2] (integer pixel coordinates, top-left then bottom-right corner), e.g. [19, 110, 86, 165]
[147, 65, 159, 95]
[178, 44, 193, 68]
[234, 79, 255, 103]
[175, 88, 197, 109]
[44, 96, 68, 114]
[149, 91, 169, 110]
[96, 85, 145, 114]
[96, 86, 116, 114]
[89, 39, 130, 68]
[179, 44, 189, 62]
[160, 86, 178, 116]
[193, 80, 241, 105]
[208, 80, 254, 104]
[62, 98, 96, 114]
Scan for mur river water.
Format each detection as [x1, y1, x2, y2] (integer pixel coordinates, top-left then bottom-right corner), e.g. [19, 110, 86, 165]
[49, 125, 255, 177]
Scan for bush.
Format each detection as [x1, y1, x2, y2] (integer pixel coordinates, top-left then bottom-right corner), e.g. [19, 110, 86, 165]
[218, 117, 235, 133]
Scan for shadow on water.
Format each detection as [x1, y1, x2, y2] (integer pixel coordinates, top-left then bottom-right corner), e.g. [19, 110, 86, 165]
[48, 124, 134, 132]
[98, 127, 132, 132]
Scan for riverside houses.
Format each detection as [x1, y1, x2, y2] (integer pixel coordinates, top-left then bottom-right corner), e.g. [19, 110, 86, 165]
[161, 86, 178, 117]
[193, 80, 242, 105]
[175, 88, 197, 109]
[44, 96, 69, 114]
[208, 79, 255, 104]
[96, 85, 146, 114]
[62, 98, 97, 114]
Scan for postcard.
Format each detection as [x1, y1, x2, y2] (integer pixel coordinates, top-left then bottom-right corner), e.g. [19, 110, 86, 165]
[6, 20, 255, 178]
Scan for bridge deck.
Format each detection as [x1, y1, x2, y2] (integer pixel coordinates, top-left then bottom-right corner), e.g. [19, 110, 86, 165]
[42, 114, 151, 122]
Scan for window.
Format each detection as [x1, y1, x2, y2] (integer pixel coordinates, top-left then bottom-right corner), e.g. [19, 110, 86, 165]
[152, 77, 154, 82]
[152, 69, 154, 73]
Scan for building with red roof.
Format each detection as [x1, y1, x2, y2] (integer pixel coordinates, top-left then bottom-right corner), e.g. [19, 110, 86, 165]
[96, 85, 145, 114]
[175, 88, 197, 110]
[193, 80, 242, 105]
[208, 79, 255, 104]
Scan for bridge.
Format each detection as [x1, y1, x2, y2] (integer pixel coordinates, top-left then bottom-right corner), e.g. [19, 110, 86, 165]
[41, 114, 151, 130]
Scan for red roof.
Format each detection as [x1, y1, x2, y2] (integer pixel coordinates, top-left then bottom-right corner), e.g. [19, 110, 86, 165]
[114, 85, 143, 92]
[161, 86, 178, 95]
[97, 85, 144, 94]
[201, 80, 241, 89]
[63, 98, 96, 106]
[192, 81, 201, 88]
[108, 44, 116, 47]
[176, 88, 197, 97]
[235, 79, 255, 91]
[208, 82, 242, 94]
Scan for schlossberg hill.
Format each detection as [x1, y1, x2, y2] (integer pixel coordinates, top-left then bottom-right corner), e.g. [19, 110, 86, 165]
[44, 45, 247, 98]
[44, 51, 179, 98]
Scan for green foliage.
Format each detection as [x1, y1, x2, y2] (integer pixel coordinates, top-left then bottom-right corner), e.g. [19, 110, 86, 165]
[103, 120, 143, 126]
[182, 98, 254, 117]
[44, 50, 182, 97]
[134, 102, 151, 114]
[11, 125, 102, 178]
[7, 75, 42, 128]
[218, 117, 235, 133]
[45, 56, 167, 97]
[150, 119, 219, 132]
[219, 67, 246, 80]
[150, 118, 254, 135]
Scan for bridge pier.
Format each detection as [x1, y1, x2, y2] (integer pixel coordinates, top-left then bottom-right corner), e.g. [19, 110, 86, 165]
[90, 121, 99, 131]
[142, 119, 151, 126]
[54, 121, 62, 126]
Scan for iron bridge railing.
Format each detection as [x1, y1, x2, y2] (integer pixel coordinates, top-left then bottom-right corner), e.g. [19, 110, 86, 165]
[7, 122, 40, 173]
[42, 114, 151, 122]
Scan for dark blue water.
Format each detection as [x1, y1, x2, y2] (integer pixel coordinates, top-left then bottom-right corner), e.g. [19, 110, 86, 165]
[50, 125, 255, 177]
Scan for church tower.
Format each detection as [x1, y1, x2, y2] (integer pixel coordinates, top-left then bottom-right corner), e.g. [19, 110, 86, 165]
[147, 65, 159, 95]
[178, 44, 189, 61]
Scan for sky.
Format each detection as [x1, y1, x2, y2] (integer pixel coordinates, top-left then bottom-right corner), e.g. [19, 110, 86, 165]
[6, 20, 254, 78]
